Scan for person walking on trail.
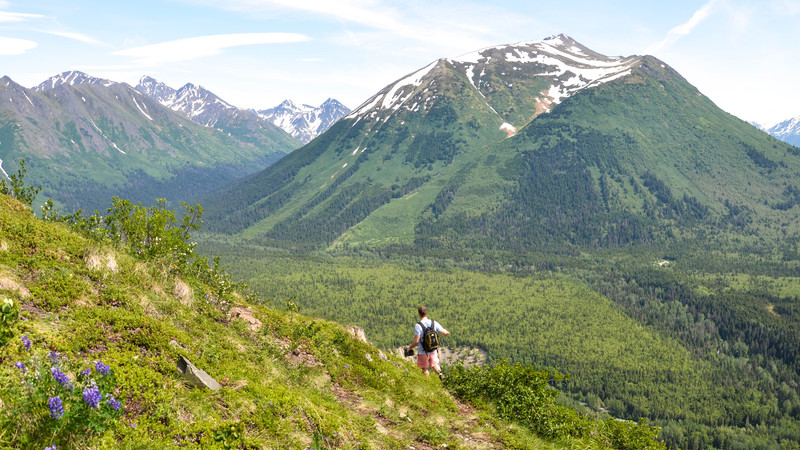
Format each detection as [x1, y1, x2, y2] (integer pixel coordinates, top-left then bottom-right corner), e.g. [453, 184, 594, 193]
[406, 306, 450, 380]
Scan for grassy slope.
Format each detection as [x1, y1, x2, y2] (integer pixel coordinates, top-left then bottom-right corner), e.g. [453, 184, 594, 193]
[0, 193, 578, 449]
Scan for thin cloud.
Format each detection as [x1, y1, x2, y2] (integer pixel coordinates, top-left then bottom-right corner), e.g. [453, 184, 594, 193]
[645, 0, 717, 54]
[39, 30, 107, 46]
[114, 32, 312, 66]
[183, 0, 511, 55]
[0, 10, 44, 23]
[0, 36, 37, 55]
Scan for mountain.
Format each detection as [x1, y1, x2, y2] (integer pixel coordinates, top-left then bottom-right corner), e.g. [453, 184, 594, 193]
[202, 34, 799, 253]
[257, 98, 350, 144]
[0, 71, 298, 212]
[766, 115, 800, 147]
[135, 76, 298, 147]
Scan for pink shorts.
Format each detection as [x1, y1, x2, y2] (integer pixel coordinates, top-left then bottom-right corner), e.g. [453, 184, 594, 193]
[416, 352, 440, 369]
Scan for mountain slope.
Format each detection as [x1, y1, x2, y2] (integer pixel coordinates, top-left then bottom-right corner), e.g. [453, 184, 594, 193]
[202, 35, 800, 252]
[1, 72, 298, 212]
[257, 98, 350, 144]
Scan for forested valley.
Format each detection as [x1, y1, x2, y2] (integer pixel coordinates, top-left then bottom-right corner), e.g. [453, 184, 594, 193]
[202, 240, 800, 449]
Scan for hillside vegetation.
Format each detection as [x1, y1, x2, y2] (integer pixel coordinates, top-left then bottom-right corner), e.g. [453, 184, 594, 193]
[0, 190, 664, 449]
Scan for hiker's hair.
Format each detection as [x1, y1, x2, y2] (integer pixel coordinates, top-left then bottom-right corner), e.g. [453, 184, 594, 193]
[418, 306, 428, 317]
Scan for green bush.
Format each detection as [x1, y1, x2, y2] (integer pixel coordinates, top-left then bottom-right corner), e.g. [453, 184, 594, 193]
[0, 158, 42, 208]
[0, 297, 19, 347]
[444, 360, 665, 449]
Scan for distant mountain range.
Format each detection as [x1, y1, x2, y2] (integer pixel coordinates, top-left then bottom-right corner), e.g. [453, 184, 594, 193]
[136, 77, 349, 145]
[1, 71, 299, 212]
[201, 34, 800, 253]
[255, 99, 350, 144]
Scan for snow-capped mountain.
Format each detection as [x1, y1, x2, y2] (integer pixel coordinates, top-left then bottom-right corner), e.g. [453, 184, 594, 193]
[766, 116, 800, 147]
[257, 99, 350, 144]
[347, 34, 642, 133]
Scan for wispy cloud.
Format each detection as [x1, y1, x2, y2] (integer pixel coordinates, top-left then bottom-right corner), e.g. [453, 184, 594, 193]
[0, 10, 44, 23]
[182, 0, 519, 55]
[113, 32, 312, 66]
[0, 36, 37, 55]
[645, 0, 718, 54]
[39, 30, 106, 46]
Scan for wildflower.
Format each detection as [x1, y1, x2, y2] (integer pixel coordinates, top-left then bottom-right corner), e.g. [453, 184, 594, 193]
[81, 367, 92, 377]
[94, 360, 111, 376]
[15, 361, 26, 373]
[51, 367, 71, 389]
[45, 446, 57, 450]
[129, 422, 137, 428]
[83, 386, 102, 408]
[48, 396, 64, 419]
[106, 393, 121, 411]
[49, 351, 60, 364]
[21, 334, 31, 351]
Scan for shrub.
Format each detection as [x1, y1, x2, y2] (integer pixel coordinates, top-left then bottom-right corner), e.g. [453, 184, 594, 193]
[0, 297, 19, 347]
[0, 158, 42, 208]
[444, 360, 665, 449]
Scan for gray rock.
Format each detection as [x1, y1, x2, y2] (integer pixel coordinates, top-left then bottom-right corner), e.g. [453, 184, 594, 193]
[177, 355, 221, 391]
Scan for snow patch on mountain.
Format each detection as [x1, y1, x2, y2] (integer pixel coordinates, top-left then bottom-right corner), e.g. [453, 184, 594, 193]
[346, 34, 640, 126]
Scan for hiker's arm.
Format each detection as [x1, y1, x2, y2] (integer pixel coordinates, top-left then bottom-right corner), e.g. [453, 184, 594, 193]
[440, 329, 450, 336]
[408, 335, 420, 351]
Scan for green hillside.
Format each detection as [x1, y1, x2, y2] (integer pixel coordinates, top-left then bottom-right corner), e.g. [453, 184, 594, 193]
[0, 193, 667, 449]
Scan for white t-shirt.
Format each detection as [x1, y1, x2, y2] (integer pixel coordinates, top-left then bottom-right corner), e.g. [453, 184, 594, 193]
[414, 318, 446, 355]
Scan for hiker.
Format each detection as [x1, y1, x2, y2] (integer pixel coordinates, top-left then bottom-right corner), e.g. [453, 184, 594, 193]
[406, 305, 450, 379]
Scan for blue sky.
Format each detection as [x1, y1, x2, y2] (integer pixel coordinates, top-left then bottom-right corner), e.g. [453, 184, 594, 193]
[1, 0, 798, 125]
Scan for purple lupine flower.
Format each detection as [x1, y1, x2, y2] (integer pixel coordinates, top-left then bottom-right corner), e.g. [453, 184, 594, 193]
[49, 351, 60, 364]
[129, 422, 137, 428]
[106, 393, 121, 411]
[83, 386, 102, 408]
[94, 360, 111, 376]
[21, 334, 31, 351]
[45, 446, 57, 450]
[51, 367, 71, 389]
[81, 367, 92, 377]
[15, 361, 26, 373]
[48, 396, 64, 419]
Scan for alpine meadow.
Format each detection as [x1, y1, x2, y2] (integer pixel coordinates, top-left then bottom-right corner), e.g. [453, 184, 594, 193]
[2, 29, 800, 450]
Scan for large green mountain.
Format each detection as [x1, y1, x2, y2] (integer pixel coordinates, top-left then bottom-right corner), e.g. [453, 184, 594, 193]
[0, 72, 298, 212]
[202, 35, 799, 252]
